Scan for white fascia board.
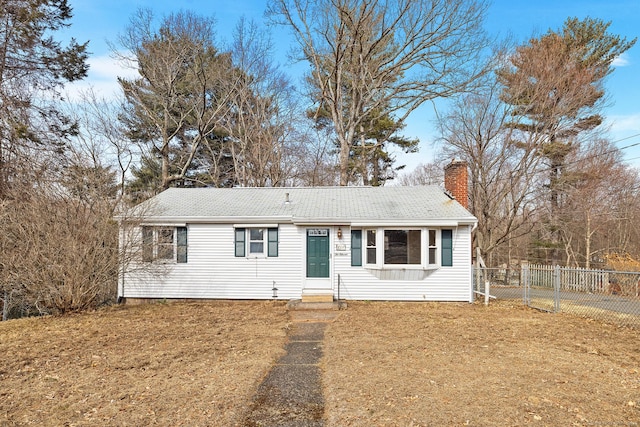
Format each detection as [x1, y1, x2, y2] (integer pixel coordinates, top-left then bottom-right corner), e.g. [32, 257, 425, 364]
[233, 223, 281, 228]
[136, 215, 293, 225]
[140, 222, 188, 227]
[350, 219, 477, 227]
[292, 218, 352, 225]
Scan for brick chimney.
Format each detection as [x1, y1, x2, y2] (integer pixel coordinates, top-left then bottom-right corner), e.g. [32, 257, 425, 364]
[444, 160, 469, 209]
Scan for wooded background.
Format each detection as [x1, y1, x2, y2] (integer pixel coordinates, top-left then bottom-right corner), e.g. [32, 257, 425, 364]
[1, 0, 637, 318]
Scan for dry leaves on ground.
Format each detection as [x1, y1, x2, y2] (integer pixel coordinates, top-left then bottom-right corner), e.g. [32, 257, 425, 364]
[322, 301, 640, 426]
[1, 299, 639, 426]
[0, 301, 289, 426]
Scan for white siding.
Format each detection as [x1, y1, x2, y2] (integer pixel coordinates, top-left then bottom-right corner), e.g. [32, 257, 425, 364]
[334, 226, 473, 302]
[122, 223, 303, 300]
[121, 223, 473, 302]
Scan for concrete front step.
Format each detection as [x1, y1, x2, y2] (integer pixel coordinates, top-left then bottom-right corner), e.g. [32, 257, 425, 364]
[287, 299, 347, 311]
[301, 293, 334, 303]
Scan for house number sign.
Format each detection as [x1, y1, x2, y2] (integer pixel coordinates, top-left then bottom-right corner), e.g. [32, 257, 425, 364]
[308, 229, 328, 236]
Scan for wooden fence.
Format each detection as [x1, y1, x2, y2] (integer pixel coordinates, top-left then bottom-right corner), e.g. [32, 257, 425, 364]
[525, 264, 640, 297]
[527, 264, 610, 294]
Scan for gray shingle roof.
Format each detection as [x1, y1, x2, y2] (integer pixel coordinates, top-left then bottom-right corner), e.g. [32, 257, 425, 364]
[133, 186, 476, 225]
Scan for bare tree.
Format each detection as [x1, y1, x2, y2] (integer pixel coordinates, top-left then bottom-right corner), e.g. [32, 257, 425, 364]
[439, 78, 544, 267]
[285, 124, 340, 186]
[63, 89, 134, 208]
[267, 0, 490, 185]
[0, 169, 119, 318]
[554, 139, 638, 268]
[225, 18, 299, 187]
[397, 163, 443, 187]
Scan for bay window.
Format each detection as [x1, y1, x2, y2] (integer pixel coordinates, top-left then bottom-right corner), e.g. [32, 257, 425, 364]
[354, 228, 454, 268]
[384, 230, 421, 264]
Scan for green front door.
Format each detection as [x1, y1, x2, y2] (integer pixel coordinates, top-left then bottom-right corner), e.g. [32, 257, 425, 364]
[307, 229, 330, 278]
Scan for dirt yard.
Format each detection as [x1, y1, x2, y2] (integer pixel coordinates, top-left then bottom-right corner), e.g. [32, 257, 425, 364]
[1, 300, 639, 426]
[0, 301, 289, 426]
[323, 301, 640, 426]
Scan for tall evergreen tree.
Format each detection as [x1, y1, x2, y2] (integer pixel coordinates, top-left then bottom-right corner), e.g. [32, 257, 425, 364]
[497, 17, 635, 262]
[0, 0, 88, 197]
[118, 10, 235, 191]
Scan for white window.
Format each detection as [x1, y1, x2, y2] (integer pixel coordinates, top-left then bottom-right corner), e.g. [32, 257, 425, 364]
[249, 228, 265, 254]
[359, 228, 449, 268]
[428, 229, 437, 265]
[366, 229, 377, 264]
[142, 226, 187, 263]
[235, 227, 278, 257]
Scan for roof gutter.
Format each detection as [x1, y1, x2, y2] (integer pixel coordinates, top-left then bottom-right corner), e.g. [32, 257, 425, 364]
[121, 215, 293, 225]
[349, 219, 477, 227]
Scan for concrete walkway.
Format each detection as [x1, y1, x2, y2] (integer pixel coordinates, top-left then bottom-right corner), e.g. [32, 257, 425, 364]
[242, 309, 340, 427]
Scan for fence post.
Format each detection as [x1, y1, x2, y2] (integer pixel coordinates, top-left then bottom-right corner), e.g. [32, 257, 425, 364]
[485, 281, 490, 305]
[475, 247, 483, 301]
[521, 263, 529, 306]
[554, 265, 561, 313]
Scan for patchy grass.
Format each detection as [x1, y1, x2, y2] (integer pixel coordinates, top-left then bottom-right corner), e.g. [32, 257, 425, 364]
[1, 300, 639, 426]
[322, 301, 640, 426]
[0, 301, 289, 426]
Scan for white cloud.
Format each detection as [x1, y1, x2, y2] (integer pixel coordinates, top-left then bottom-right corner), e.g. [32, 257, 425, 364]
[88, 54, 138, 80]
[612, 53, 631, 67]
[64, 52, 138, 101]
[607, 113, 640, 135]
[604, 113, 640, 167]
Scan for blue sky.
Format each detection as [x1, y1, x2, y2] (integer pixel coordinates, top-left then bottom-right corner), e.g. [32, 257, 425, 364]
[63, 0, 640, 170]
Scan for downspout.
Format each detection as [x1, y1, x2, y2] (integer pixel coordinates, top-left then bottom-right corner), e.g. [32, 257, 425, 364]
[471, 222, 478, 303]
[118, 225, 126, 304]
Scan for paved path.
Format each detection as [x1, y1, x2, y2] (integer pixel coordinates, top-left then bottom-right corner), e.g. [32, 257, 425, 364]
[242, 310, 339, 427]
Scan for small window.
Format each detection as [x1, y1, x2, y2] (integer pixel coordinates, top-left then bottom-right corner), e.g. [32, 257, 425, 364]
[249, 228, 265, 254]
[157, 228, 174, 260]
[235, 227, 278, 257]
[428, 230, 437, 265]
[366, 229, 377, 264]
[142, 226, 187, 263]
[351, 230, 362, 266]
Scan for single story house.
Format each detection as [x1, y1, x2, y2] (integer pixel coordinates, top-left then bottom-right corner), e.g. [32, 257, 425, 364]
[118, 161, 477, 303]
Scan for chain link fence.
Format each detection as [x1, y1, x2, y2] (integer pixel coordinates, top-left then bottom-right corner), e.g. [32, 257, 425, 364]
[474, 264, 640, 328]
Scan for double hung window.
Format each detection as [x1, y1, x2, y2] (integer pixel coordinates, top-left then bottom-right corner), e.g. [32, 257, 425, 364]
[366, 229, 377, 264]
[142, 226, 188, 263]
[235, 227, 278, 257]
[428, 230, 437, 265]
